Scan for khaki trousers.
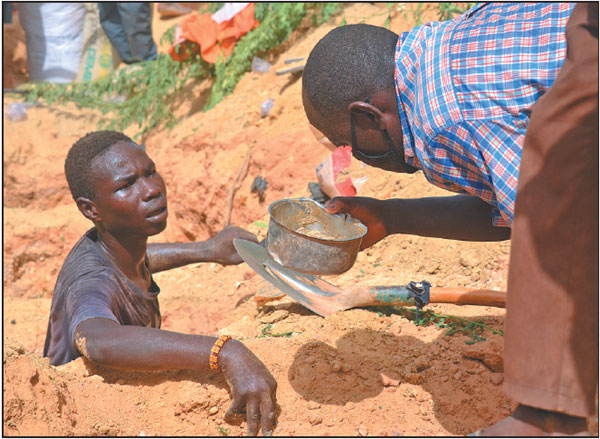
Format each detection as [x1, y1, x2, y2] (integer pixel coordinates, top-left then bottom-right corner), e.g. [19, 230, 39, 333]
[503, 3, 599, 418]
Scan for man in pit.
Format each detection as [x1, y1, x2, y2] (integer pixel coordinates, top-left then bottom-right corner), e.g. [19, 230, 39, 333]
[44, 130, 277, 436]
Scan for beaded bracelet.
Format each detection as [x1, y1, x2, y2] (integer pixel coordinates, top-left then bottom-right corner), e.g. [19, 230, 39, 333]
[209, 335, 232, 370]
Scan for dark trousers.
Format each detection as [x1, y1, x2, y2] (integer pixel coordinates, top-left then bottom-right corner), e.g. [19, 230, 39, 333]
[97, 2, 157, 64]
[503, 3, 599, 417]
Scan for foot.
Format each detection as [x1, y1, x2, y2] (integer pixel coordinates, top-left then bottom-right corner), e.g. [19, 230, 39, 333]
[473, 404, 589, 436]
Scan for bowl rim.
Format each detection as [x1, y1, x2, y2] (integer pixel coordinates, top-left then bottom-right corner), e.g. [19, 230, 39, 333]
[267, 197, 368, 243]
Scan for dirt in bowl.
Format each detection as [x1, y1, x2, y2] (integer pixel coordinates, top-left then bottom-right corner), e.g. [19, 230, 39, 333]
[295, 223, 340, 240]
[272, 199, 366, 242]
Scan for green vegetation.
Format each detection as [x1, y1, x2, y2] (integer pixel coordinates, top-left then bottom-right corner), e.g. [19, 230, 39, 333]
[258, 323, 300, 338]
[16, 3, 344, 140]
[370, 305, 503, 344]
[13, 3, 473, 140]
[436, 2, 476, 21]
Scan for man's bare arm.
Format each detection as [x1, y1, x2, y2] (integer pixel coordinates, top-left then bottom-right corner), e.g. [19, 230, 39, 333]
[75, 318, 277, 435]
[146, 225, 258, 273]
[325, 195, 510, 249]
[384, 195, 511, 241]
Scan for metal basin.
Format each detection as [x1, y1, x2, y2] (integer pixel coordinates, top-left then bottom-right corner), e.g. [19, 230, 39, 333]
[266, 198, 368, 275]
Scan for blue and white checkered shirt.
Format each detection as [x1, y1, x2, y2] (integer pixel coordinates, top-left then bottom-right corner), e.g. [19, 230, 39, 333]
[395, 2, 574, 226]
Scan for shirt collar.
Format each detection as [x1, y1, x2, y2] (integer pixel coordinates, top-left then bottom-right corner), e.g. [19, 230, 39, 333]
[394, 32, 421, 170]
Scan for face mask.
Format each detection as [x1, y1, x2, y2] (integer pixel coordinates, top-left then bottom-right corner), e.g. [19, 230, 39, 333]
[349, 98, 417, 173]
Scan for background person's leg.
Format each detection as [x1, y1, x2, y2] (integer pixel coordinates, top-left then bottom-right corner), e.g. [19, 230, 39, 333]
[503, 0, 598, 425]
[116, 2, 157, 63]
[98, 3, 134, 64]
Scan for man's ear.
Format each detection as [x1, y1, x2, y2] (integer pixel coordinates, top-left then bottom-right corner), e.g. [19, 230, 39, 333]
[76, 197, 102, 222]
[348, 101, 387, 131]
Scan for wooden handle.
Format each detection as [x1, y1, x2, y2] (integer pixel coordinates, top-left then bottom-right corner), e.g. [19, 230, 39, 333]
[430, 287, 506, 308]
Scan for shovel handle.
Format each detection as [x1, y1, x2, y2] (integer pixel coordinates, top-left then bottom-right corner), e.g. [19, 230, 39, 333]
[346, 285, 506, 308]
[429, 287, 506, 308]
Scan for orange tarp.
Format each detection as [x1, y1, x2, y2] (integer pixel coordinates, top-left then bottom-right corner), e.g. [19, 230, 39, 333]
[169, 3, 259, 63]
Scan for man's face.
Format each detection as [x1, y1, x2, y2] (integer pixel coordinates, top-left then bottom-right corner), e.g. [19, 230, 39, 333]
[305, 97, 417, 173]
[89, 141, 168, 237]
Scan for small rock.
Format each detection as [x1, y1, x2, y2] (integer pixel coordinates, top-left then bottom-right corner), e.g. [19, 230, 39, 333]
[427, 262, 440, 274]
[490, 373, 504, 385]
[358, 426, 368, 436]
[258, 309, 289, 324]
[404, 388, 418, 398]
[308, 401, 321, 410]
[331, 360, 342, 373]
[10, 319, 16, 325]
[463, 349, 504, 372]
[345, 401, 355, 410]
[341, 363, 352, 373]
[308, 413, 322, 425]
[208, 406, 219, 415]
[380, 370, 401, 387]
[453, 370, 462, 380]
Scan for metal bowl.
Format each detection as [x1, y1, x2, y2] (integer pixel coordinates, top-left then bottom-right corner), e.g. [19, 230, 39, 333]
[266, 198, 368, 275]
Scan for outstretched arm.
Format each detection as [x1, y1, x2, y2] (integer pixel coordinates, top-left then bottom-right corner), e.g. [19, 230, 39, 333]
[325, 195, 510, 249]
[75, 318, 277, 436]
[147, 225, 258, 273]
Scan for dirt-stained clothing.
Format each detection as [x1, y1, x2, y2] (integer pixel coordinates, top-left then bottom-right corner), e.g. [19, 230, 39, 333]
[503, 3, 598, 417]
[43, 228, 161, 366]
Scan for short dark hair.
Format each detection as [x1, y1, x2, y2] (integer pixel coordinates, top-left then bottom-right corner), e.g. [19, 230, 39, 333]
[65, 130, 133, 200]
[302, 24, 399, 124]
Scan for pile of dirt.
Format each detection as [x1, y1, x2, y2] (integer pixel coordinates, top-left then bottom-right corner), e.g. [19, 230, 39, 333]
[3, 4, 514, 436]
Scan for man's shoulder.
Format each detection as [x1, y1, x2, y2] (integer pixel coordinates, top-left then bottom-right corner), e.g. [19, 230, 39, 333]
[55, 228, 116, 291]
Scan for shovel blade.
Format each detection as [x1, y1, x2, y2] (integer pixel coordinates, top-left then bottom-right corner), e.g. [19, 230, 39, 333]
[234, 239, 347, 316]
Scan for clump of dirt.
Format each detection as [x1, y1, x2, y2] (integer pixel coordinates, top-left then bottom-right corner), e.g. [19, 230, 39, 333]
[3, 4, 515, 436]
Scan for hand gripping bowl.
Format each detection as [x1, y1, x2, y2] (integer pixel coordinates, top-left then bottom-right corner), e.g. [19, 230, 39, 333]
[265, 198, 368, 275]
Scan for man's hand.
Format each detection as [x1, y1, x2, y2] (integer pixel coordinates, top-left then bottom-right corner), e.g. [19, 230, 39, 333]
[325, 196, 389, 250]
[207, 225, 258, 265]
[219, 340, 278, 436]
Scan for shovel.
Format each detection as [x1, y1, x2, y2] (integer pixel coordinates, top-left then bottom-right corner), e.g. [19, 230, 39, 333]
[233, 239, 506, 317]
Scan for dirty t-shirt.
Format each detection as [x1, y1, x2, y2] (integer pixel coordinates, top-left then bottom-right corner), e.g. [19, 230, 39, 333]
[43, 228, 161, 366]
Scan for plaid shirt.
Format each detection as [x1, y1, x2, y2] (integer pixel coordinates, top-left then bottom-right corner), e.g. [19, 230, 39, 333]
[394, 2, 574, 226]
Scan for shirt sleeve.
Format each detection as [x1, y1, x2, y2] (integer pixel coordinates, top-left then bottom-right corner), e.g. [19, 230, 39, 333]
[424, 117, 524, 227]
[65, 274, 120, 351]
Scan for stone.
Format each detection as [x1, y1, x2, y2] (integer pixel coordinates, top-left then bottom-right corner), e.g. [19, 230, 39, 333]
[308, 414, 322, 425]
[331, 360, 342, 373]
[463, 347, 504, 372]
[380, 370, 401, 387]
[490, 373, 504, 385]
[258, 309, 289, 324]
[208, 406, 219, 415]
[358, 426, 368, 436]
[307, 401, 321, 410]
